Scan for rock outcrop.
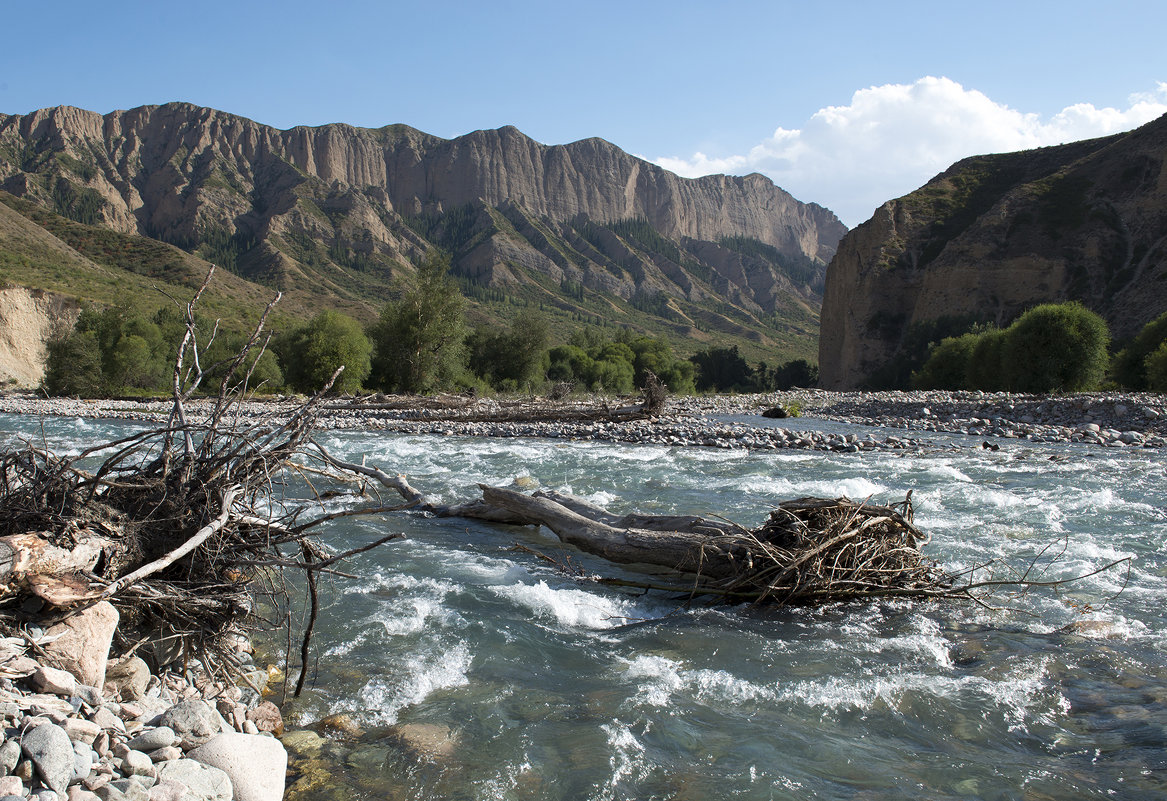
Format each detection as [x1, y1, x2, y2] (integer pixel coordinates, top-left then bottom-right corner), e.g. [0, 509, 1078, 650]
[0, 285, 79, 387]
[820, 113, 1167, 389]
[0, 103, 845, 357]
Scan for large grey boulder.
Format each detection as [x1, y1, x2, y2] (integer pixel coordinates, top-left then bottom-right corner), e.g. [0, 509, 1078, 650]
[157, 702, 219, 750]
[103, 658, 150, 702]
[20, 721, 75, 793]
[188, 733, 286, 801]
[156, 760, 231, 801]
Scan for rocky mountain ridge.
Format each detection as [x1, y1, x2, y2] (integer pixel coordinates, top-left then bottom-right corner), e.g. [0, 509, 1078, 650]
[0, 103, 845, 360]
[819, 113, 1167, 389]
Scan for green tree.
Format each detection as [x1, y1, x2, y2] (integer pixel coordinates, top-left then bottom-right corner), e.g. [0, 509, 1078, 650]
[1145, 341, 1167, 392]
[281, 311, 371, 394]
[690, 345, 752, 392]
[911, 333, 980, 390]
[372, 253, 467, 393]
[757, 359, 818, 391]
[964, 328, 1007, 391]
[1001, 302, 1110, 393]
[202, 332, 284, 393]
[43, 330, 105, 397]
[467, 309, 549, 390]
[1112, 310, 1167, 389]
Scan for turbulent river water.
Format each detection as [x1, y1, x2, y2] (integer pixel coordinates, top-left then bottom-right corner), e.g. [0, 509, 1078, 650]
[4, 412, 1166, 800]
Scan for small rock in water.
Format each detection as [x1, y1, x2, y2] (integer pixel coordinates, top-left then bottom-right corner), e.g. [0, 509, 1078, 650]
[387, 722, 458, 762]
[316, 713, 363, 738]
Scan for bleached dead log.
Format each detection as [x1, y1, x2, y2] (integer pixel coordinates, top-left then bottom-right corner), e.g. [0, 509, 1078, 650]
[532, 490, 741, 537]
[479, 485, 743, 579]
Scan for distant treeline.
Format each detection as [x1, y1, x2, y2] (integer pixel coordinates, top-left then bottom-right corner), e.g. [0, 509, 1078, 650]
[43, 254, 820, 398]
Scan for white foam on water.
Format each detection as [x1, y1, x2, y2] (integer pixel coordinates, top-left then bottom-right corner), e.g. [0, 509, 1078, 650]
[778, 658, 1061, 729]
[581, 490, 620, 508]
[492, 581, 656, 630]
[926, 462, 973, 483]
[322, 629, 371, 658]
[791, 476, 889, 499]
[738, 477, 799, 497]
[371, 595, 457, 637]
[621, 653, 775, 709]
[595, 721, 649, 800]
[352, 641, 473, 726]
[871, 618, 954, 669]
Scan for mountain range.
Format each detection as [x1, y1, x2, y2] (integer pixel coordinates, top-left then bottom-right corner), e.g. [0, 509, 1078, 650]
[0, 102, 846, 383]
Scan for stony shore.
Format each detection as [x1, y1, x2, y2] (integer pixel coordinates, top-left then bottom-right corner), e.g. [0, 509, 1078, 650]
[1, 389, 1164, 453]
[0, 603, 287, 801]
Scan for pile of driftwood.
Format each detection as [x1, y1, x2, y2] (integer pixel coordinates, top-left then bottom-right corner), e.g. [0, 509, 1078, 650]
[0, 269, 406, 695]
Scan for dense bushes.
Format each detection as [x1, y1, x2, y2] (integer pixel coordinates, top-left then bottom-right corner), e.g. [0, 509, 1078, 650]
[1146, 342, 1167, 392]
[543, 332, 696, 395]
[688, 346, 817, 393]
[277, 311, 370, 394]
[912, 302, 1111, 393]
[1113, 310, 1167, 390]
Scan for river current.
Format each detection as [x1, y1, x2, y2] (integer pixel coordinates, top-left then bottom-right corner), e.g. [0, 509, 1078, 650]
[3, 412, 1166, 800]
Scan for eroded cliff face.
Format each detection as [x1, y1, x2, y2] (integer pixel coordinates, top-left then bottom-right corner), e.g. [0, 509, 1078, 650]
[0, 104, 845, 336]
[0, 287, 78, 387]
[819, 114, 1167, 389]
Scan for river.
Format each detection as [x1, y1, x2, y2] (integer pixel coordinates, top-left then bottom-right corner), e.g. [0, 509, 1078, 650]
[3, 412, 1165, 800]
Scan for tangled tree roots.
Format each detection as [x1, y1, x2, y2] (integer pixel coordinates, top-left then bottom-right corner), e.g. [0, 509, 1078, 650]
[712, 495, 945, 604]
[0, 268, 403, 694]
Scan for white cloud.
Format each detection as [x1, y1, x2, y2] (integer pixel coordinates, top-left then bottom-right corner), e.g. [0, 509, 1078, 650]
[653, 77, 1167, 228]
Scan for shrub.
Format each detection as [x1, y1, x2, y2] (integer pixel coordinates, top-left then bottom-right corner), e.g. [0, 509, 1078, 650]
[467, 310, 550, 390]
[1146, 341, 1167, 392]
[281, 311, 372, 394]
[44, 331, 105, 397]
[965, 328, 1007, 391]
[1112, 310, 1167, 389]
[911, 333, 979, 390]
[1000, 302, 1110, 393]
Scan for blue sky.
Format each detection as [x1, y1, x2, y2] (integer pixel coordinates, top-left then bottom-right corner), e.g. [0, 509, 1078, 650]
[3, 0, 1164, 226]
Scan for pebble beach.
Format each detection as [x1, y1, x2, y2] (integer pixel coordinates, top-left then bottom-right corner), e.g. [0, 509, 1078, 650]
[2, 389, 1164, 453]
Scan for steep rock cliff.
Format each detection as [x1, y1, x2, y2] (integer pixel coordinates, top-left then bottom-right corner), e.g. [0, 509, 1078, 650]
[819, 114, 1167, 389]
[0, 103, 845, 358]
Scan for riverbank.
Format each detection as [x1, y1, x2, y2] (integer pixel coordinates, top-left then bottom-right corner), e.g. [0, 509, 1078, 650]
[0, 603, 286, 801]
[1, 389, 1164, 452]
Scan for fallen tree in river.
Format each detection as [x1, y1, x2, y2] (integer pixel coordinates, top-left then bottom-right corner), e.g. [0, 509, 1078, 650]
[311, 449, 1128, 608]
